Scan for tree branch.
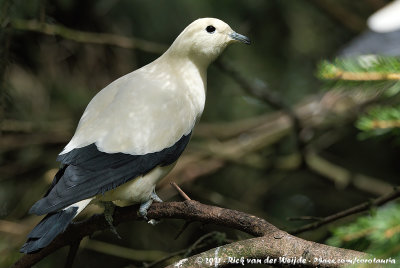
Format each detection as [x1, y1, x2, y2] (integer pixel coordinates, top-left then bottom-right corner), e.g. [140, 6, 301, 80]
[322, 69, 400, 81]
[165, 235, 367, 268]
[11, 19, 168, 54]
[306, 0, 365, 33]
[170, 182, 191, 201]
[13, 200, 367, 268]
[215, 60, 305, 161]
[289, 186, 400, 235]
[63, 240, 80, 268]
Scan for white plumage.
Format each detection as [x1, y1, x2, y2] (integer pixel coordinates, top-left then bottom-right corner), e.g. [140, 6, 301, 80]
[368, 0, 400, 33]
[21, 17, 250, 253]
[61, 58, 204, 155]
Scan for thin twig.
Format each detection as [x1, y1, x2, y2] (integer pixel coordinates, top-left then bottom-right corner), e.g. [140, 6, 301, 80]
[170, 182, 193, 241]
[287, 216, 322, 222]
[183, 231, 223, 258]
[174, 221, 193, 240]
[305, 150, 393, 195]
[371, 119, 400, 129]
[64, 240, 81, 268]
[363, 0, 387, 10]
[143, 248, 187, 268]
[215, 60, 305, 159]
[144, 244, 208, 268]
[39, 0, 46, 23]
[11, 19, 168, 54]
[215, 60, 293, 115]
[170, 182, 191, 200]
[306, 0, 365, 32]
[82, 239, 166, 262]
[289, 186, 400, 235]
[322, 70, 400, 81]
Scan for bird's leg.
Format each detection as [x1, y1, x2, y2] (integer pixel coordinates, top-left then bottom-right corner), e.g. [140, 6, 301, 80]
[150, 189, 163, 203]
[138, 188, 163, 225]
[138, 199, 152, 220]
[101, 201, 121, 239]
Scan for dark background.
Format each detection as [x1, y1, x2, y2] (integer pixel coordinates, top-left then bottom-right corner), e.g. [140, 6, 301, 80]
[1, 0, 398, 267]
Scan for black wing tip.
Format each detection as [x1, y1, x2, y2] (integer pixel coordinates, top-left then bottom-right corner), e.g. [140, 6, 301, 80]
[20, 207, 78, 254]
[28, 205, 38, 215]
[20, 240, 42, 254]
[28, 201, 46, 215]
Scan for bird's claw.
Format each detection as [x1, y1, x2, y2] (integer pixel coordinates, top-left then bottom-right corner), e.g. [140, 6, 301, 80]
[102, 201, 122, 239]
[148, 219, 159, 225]
[138, 202, 150, 220]
[137, 190, 163, 221]
[150, 191, 163, 203]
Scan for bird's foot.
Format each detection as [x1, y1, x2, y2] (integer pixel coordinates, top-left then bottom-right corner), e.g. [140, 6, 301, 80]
[138, 199, 152, 220]
[138, 190, 163, 224]
[150, 190, 163, 203]
[148, 219, 159, 226]
[102, 201, 121, 239]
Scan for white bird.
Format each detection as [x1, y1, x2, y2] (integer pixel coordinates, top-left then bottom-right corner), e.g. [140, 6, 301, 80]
[340, 1, 400, 57]
[21, 18, 250, 253]
[368, 0, 400, 33]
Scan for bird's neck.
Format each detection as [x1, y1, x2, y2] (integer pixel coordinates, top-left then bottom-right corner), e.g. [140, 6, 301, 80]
[159, 51, 208, 89]
[157, 52, 207, 118]
[162, 43, 213, 72]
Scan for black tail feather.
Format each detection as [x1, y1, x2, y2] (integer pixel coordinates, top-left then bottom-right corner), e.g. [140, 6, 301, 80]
[20, 207, 78, 254]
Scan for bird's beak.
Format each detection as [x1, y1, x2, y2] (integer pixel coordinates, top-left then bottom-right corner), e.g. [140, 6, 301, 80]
[229, 31, 251, 45]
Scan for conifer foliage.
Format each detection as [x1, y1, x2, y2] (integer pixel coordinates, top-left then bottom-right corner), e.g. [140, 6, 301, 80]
[319, 55, 400, 259]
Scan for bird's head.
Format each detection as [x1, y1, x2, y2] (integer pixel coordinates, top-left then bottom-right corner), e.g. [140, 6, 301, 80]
[166, 18, 250, 67]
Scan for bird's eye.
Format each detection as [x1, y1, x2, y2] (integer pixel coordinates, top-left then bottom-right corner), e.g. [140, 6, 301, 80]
[206, 25, 216, 34]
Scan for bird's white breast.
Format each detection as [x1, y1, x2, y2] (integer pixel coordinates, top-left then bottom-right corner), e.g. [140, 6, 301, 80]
[97, 164, 174, 205]
[61, 56, 206, 155]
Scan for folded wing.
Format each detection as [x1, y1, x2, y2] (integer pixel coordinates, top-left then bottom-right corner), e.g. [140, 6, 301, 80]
[29, 133, 191, 215]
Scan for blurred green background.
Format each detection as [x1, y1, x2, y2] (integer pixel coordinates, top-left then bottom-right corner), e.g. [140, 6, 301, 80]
[1, 0, 399, 267]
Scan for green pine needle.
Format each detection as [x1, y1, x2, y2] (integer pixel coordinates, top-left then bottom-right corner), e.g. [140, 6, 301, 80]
[326, 203, 400, 259]
[318, 56, 400, 80]
[356, 105, 400, 139]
